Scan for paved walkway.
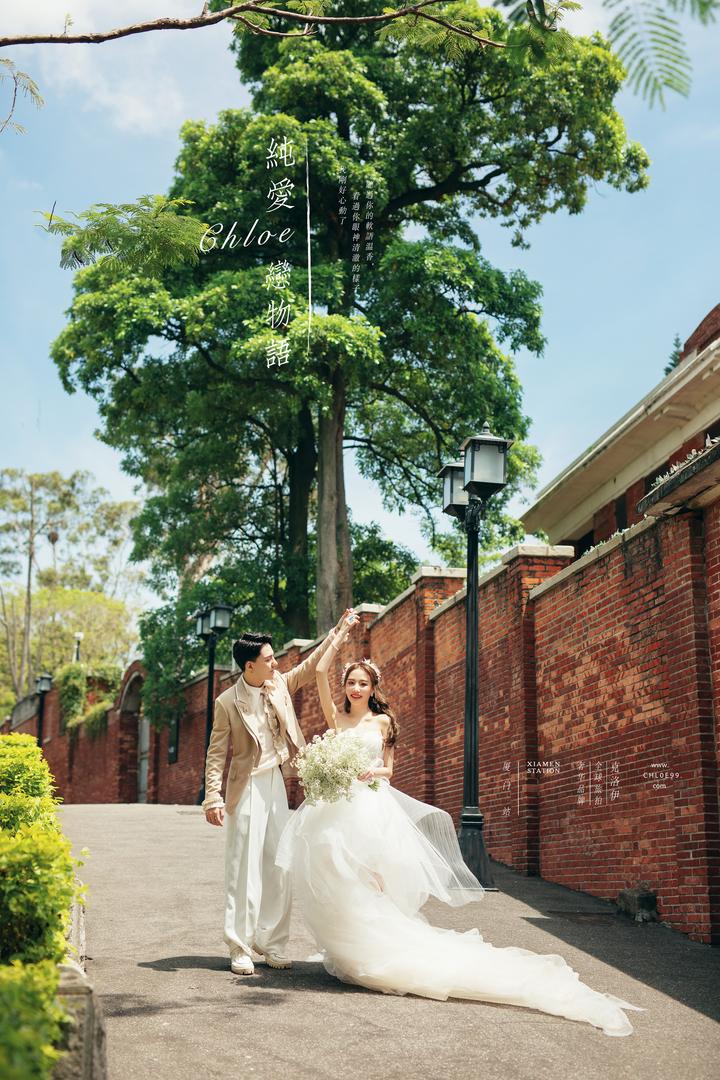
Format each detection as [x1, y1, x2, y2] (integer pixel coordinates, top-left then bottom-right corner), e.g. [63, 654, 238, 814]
[57, 804, 720, 1080]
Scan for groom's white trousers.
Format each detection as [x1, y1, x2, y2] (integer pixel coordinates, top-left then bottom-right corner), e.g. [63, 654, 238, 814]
[222, 764, 292, 958]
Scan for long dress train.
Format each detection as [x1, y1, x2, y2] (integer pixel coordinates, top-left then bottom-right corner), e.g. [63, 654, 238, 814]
[275, 728, 645, 1037]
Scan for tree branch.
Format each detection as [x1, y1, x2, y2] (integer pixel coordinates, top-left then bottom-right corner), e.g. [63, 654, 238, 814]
[0, 2, 505, 50]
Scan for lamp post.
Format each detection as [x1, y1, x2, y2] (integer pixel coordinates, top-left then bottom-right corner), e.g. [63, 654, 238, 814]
[73, 632, 84, 663]
[35, 673, 53, 748]
[438, 420, 513, 888]
[196, 603, 233, 804]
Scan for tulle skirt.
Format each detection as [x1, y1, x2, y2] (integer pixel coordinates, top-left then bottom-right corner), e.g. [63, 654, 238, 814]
[275, 780, 646, 1037]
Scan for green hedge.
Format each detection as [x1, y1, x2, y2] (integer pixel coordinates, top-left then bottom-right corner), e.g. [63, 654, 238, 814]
[0, 822, 80, 965]
[0, 733, 87, 1079]
[0, 733, 56, 799]
[0, 793, 60, 835]
[0, 960, 69, 1080]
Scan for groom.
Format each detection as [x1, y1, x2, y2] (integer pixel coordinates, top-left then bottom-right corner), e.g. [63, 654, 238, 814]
[203, 611, 351, 975]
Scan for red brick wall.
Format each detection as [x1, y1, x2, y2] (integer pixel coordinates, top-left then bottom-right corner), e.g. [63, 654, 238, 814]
[706, 502, 720, 807]
[626, 478, 647, 528]
[429, 552, 574, 875]
[4, 536, 719, 946]
[531, 514, 720, 944]
[592, 500, 617, 545]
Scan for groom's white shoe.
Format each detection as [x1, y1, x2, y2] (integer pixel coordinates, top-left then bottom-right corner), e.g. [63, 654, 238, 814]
[253, 945, 293, 969]
[230, 948, 255, 975]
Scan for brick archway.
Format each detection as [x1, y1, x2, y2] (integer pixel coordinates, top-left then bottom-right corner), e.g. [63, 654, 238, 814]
[115, 663, 151, 803]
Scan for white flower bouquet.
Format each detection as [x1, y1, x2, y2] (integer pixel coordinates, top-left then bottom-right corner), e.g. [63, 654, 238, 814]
[292, 730, 380, 805]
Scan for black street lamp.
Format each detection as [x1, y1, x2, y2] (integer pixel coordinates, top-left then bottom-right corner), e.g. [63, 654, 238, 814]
[35, 672, 53, 748]
[196, 603, 233, 805]
[438, 420, 513, 888]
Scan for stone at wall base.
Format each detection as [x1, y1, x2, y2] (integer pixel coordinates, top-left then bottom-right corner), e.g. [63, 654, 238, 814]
[616, 885, 659, 924]
[52, 894, 107, 1080]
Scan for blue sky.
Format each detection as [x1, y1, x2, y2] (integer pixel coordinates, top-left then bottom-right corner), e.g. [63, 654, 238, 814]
[1, 1, 718, 573]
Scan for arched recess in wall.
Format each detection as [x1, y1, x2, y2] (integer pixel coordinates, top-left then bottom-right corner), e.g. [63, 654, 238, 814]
[117, 666, 150, 803]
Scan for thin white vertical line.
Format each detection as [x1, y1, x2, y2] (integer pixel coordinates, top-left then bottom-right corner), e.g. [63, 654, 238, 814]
[305, 138, 311, 355]
[517, 759, 520, 815]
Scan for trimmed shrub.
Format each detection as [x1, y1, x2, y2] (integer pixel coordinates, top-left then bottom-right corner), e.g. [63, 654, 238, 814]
[0, 822, 81, 964]
[0, 959, 69, 1080]
[0, 793, 60, 835]
[0, 733, 84, 1079]
[0, 733, 55, 799]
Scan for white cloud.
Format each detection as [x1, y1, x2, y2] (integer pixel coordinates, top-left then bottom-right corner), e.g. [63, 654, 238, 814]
[3, 1, 247, 134]
[11, 177, 43, 190]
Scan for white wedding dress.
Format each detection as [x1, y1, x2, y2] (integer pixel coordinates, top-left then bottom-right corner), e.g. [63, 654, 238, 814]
[275, 728, 645, 1037]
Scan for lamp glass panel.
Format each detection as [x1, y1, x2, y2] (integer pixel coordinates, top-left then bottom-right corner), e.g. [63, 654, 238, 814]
[451, 467, 468, 506]
[209, 605, 231, 631]
[443, 471, 452, 509]
[466, 439, 505, 486]
[201, 611, 212, 636]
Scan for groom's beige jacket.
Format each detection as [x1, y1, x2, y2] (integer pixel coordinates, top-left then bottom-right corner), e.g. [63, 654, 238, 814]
[202, 632, 335, 814]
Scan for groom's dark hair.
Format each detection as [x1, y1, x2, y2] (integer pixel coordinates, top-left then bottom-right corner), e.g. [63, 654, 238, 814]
[233, 632, 273, 671]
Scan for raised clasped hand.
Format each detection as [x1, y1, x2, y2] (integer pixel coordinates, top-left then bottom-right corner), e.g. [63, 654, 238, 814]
[357, 770, 374, 782]
[335, 607, 357, 638]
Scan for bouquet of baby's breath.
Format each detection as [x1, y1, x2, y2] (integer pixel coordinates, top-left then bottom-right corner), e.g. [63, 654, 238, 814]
[292, 730, 380, 805]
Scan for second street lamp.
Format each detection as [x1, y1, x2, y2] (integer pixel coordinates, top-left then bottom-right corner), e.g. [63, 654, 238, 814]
[35, 672, 53, 748]
[439, 420, 513, 889]
[196, 603, 233, 805]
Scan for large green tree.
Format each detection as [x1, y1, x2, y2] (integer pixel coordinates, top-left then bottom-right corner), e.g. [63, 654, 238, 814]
[51, 4, 648, 639]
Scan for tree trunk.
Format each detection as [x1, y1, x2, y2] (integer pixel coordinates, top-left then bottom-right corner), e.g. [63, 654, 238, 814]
[20, 477, 35, 697]
[316, 371, 352, 632]
[335, 416, 353, 616]
[285, 402, 316, 638]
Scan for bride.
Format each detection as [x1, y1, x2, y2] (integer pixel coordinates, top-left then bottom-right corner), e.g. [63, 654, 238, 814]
[275, 612, 645, 1037]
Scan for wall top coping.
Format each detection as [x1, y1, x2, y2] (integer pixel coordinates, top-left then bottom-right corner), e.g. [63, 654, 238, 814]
[366, 567, 465, 628]
[425, 543, 575, 621]
[428, 584, 467, 621]
[427, 562, 502, 621]
[410, 565, 466, 582]
[278, 606, 386, 654]
[279, 638, 314, 650]
[501, 542, 575, 562]
[10, 693, 38, 729]
[183, 665, 232, 690]
[276, 631, 328, 659]
[367, 580, 418, 627]
[527, 514, 658, 602]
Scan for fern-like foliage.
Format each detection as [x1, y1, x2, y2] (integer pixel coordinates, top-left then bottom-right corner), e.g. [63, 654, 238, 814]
[0, 58, 44, 135]
[35, 195, 210, 275]
[376, 12, 488, 56]
[496, 0, 720, 105]
[605, 0, 692, 105]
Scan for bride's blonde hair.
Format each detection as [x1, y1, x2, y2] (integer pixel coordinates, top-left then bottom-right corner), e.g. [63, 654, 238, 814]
[341, 661, 399, 747]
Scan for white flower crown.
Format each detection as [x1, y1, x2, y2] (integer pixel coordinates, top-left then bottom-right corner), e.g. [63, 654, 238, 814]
[341, 657, 382, 684]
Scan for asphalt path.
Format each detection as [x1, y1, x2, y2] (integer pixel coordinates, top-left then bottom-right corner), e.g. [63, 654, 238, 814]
[57, 803, 720, 1080]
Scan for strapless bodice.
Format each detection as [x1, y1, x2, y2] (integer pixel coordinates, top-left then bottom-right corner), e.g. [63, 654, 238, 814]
[336, 726, 385, 767]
